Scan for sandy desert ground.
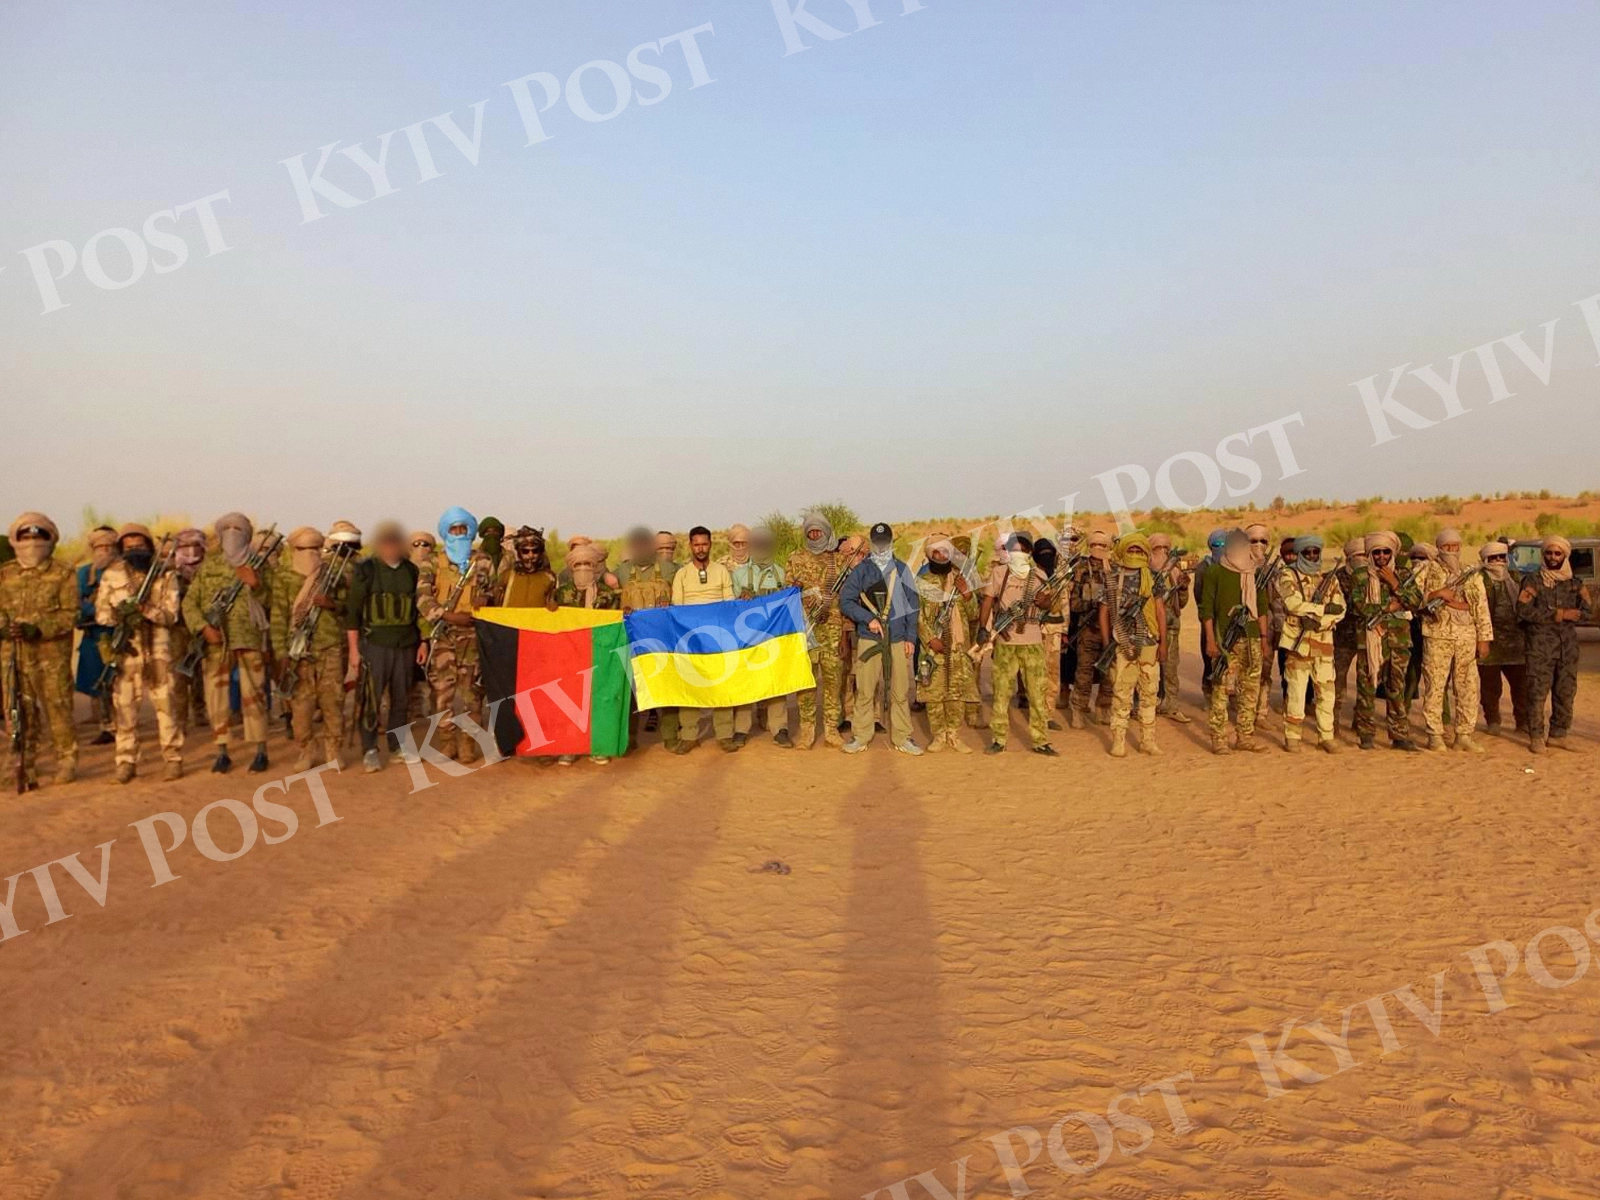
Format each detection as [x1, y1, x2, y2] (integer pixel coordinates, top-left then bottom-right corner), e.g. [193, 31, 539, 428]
[1, 630, 1598, 1200]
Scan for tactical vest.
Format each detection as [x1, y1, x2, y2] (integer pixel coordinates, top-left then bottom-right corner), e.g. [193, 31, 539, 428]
[358, 558, 418, 633]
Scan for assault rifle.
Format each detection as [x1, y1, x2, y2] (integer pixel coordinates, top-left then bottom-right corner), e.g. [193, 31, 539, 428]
[969, 565, 1049, 665]
[1204, 556, 1281, 687]
[1095, 571, 1167, 674]
[1418, 566, 1485, 620]
[175, 526, 283, 679]
[423, 556, 485, 665]
[345, 657, 378, 748]
[97, 535, 175, 693]
[1359, 561, 1426, 632]
[280, 541, 359, 701]
[1284, 558, 1344, 656]
[7, 637, 23, 794]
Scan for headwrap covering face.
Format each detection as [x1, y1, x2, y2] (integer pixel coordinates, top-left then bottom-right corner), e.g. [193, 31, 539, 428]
[117, 523, 156, 573]
[511, 525, 548, 573]
[727, 523, 752, 566]
[1291, 534, 1325, 576]
[1361, 531, 1403, 684]
[1434, 528, 1462, 573]
[437, 507, 478, 571]
[409, 531, 436, 567]
[174, 528, 206, 578]
[1541, 535, 1574, 585]
[567, 542, 606, 605]
[1344, 537, 1368, 565]
[1481, 541, 1512, 585]
[801, 513, 838, 555]
[1245, 522, 1271, 567]
[1032, 537, 1058, 576]
[1221, 529, 1258, 618]
[1110, 533, 1160, 641]
[1147, 533, 1171, 572]
[116, 522, 154, 550]
[655, 532, 678, 560]
[1410, 543, 1436, 563]
[1087, 530, 1111, 562]
[214, 512, 255, 568]
[286, 527, 327, 620]
[478, 517, 504, 557]
[1206, 528, 1228, 565]
[1365, 530, 1400, 558]
[925, 531, 956, 578]
[87, 527, 117, 571]
[8, 512, 59, 569]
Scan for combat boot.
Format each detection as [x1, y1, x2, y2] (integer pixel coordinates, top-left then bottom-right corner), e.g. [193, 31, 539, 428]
[1138, 727, 1161, 756]
[113, 762, 136, 785]
[53, 759, 77, 786]
[1283, 738, 1302, 754]
[1211, 736, 1232, 755]
[1318, 739, 1339, 755]
[1426, 734, 1446, 752]
[924, 734, 945, 753]
[1456, 736, 1485, 755]
[292, 747, 316, 774]
[947, 731, 973, 755]
[248, 745, 270, 774]
[161, 760, 183, 782]
[1236, 736, 1270, 754]
[1109, 729, 1127, 758]
[1529, 736, 1546, 755]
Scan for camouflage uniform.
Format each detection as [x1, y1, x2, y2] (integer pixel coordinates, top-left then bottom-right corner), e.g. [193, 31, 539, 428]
[553, 576, 621, 609]
[1277, 570, 1346, 748]
[1103, 566, 1160, 749]
[620, 560, 681, 749]
[1416, 562, 1492, 745]
[182, 551, 272, 748]
[786, 546, 854, 748]
[1207, 638, 1263, 746]
[416, 552, 494, 760]
[984, 564, 1051, 750]
[1068, 561, 1113, 723]
[916, 570, 978, 747]
[1349, 563, 1422, 745]
[1478, 572, 1528, 732]
[0, 555, 79, 783]
[1155, 562, 1190, 715]
[95, 559, 185, 770]
[1517, 573, 1590, 747]
[269, 558, 352, 763]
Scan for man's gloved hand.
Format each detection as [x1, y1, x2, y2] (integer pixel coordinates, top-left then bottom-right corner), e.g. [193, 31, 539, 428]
[14, 623, 41, 642]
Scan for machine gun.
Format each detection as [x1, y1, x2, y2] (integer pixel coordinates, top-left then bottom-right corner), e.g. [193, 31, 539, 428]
[1284, 559, 1345, 656]
[969, 565, 1050, 665]
[97, 535, 175, 693]
[175, 526, 283, 679]
[280, 541, 359, 701]
[1095, 570, 1167, 674]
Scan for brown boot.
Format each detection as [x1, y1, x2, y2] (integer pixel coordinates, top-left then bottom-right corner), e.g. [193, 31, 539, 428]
[1236, 736, 1270, 754]
[1318, 739, 1339, 755]
[53, 759, 77, 786]
[1067, 706, 1084, 730]
[161, 760, 184, 782]
[1109, 729, 1127, 758]
[1138, 727, 1162, 756]
[1211, 736, 1232, 755]
[113, 762, 136, 785]
[947, 730, 973, 755]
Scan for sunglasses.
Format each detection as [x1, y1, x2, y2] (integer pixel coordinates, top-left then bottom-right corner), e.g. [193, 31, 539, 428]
[1248, 538, 1270, 545]
[1484, 554, 1507, 562]
[1301, 548, 1322, 558]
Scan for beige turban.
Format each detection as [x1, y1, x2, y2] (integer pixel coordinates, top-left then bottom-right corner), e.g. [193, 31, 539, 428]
[409, 530, 436, 566]
[87, 527, 117, 551]
[1481, 540, 1510, 583]
[116, 523, 154, 549]
[9, 512, 59, 543]
[1343, 537, 1368, 562]
[328, 519, 362, 546]
[1434, 527, 1462, 571]
[568, 543, 606, 568]
[655, 532, 678, 554]
[1087, 529, 1111, 561]
[9, 512, 58, 568]
[1541, 535, 1574, 584]
[568, 535, 592, 551]
[1365, 531, 1400, 556]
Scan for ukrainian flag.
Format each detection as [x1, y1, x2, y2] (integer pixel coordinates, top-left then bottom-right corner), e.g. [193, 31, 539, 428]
[625, 587, 816, 710]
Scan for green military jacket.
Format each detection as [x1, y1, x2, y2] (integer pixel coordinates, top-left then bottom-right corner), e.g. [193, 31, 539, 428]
[0, 559, 78, 640]
[268, 562, 351, 659]
[1348, 563, 1422, 635]
[182, 553, 270, 651]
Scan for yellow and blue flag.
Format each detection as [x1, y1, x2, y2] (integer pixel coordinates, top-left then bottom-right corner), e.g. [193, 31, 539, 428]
[625, 587, 816, 710]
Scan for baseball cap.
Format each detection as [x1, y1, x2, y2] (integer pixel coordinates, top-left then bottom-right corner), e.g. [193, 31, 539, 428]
[869, 522, 893, 546]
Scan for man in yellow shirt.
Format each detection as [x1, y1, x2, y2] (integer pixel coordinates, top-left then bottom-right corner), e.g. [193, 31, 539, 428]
[669, 525, 738, 752]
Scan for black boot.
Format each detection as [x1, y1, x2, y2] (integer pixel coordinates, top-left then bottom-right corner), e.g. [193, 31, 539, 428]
[248, 745, 270, 774]
[211, 748, 233, 774]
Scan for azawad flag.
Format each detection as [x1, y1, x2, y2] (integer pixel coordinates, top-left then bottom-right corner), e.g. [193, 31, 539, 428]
[625, 588, 815, 710]
[476, 607, 631, 759]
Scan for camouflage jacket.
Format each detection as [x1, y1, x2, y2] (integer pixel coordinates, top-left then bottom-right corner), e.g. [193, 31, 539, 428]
[94, 559, 183, 660]
[1275, 570, 1346, 657]
[0, 559, 78, 640]
[1515, 574, 1592, 644]
[417, 552, 495, 652]
[916, 570, 978, 649]
[268, 563, 351, 659]
[1348, 563, 1422, 633]
[553, 579, 621, 610]
[786, 548, 856, 630]
[1068, 560, 1108, 619]
[1414, 561, 1492, 642]
[182, 553, 271, 651]
[618, 560, 673, 613]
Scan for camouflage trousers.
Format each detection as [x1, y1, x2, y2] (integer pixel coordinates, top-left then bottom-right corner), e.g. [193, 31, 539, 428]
[1070, 627, 1112, 718]
[797, 636, 846, 745]
[1283, 649, 1335, 744]
[111, 647, 183, 766]
[1207, 637, 1262, 742]
[1421, 632, 1480, 739]
[1158, 616, 1182, 711]
[203, 646, 269, 746]
[1354, 630, 1412, 742]
[1108, 644, 1159, 735]
[1039, 626, 1064, 712]
[285, 645, 346, 753]
[922, 647, 974, 741]
[2, 638, 76, 775]
[1525, 629, 1579, 742]
[990, 642, 1048, 748]
[427, 637, 482, 755]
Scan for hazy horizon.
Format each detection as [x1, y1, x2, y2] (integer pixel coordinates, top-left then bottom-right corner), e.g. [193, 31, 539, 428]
[4, 1, 1597, 540]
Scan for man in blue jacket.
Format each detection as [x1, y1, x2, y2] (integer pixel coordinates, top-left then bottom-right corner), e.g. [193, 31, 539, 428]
[839, 522, 923, 755]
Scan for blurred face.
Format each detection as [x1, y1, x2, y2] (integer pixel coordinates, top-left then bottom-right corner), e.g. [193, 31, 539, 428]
[752, 533, 775, 562]
[629, 534, 653, 563]
[690, 532, 711, 564]
[377, 531, 405, 563]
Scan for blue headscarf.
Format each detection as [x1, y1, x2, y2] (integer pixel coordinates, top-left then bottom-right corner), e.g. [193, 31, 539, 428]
[438, 506, 478, 571]
[1292, 533, 1324, 576]
[1206, 528, 1228, 565]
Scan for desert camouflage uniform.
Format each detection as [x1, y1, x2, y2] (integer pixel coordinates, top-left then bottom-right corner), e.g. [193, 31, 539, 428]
[95, 560, 184, 768]
[182, 553, 272, 748]
[984, 565, 1051, 750]
[0, 558, 79, 781]
[1068, 561, 1113, 722]
[553, 577, 621, 609]
[787, 547, 853, 747]
[1155, 562, 1190, 714]
[1416, 562, 1492, 743]
[269, 560, 351, 761]
[1349, 563, 1422, 744]
[916, 572, 978, 745]
[1277, 571, 1345, 747]
[619, 562, 680, 749]
[1104, 567, 1160, 744]
[417, 552, 494, 759]
[1207, 637, 1263, 745]
[1517, 573, 1590, 746]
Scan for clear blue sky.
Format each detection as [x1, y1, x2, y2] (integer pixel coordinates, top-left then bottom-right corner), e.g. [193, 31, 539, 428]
[3, 1, 1597, 537]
